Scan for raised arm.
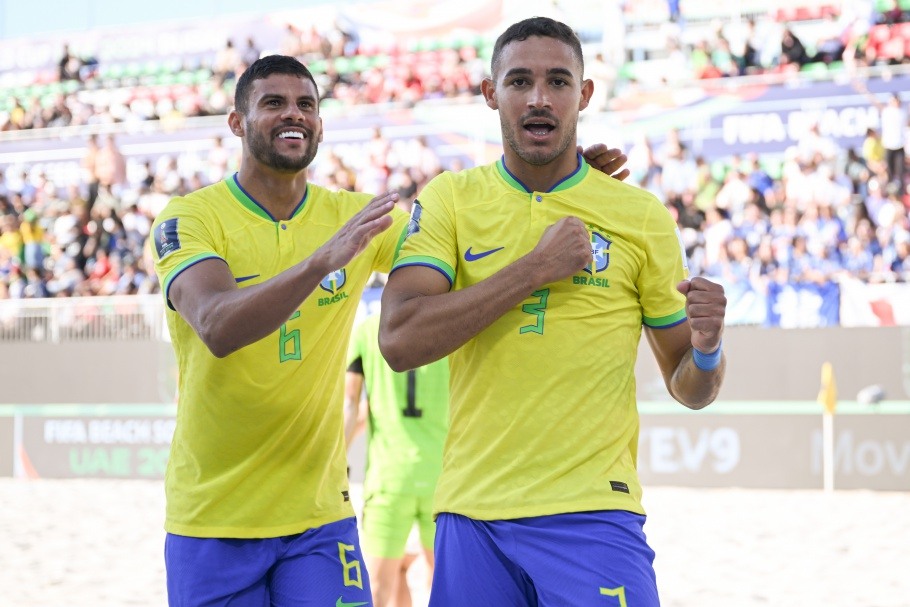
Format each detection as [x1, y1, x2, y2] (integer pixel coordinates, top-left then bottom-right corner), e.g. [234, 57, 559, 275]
[379, 216, 591, 371]
[169, 191, 398, 357]
[645, 277, 727, 409]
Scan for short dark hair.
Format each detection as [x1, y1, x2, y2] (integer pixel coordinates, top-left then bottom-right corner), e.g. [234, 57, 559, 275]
[490, 17, 584, 79]
[234, 54, 319, 114]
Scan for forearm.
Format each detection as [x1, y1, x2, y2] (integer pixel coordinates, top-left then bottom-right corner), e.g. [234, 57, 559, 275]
[343, 372, 365, 448]
[669, 349, 726, 410]
[343, 398, 362, 447]
[380, 255, 542, 371]
[185, 254, 332, 357]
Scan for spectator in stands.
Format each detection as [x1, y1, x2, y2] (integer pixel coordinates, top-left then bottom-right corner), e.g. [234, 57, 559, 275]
[94, 134, 127, 200]
[661, 141, 698, 206]
[878, 0, 907, 24]
[740, 18, 765, 74]
[878, 94, 908, 188]
[780, 26, 811, 67]
[19, 209, 45, 271]
[206, 135, 233, 183]
[797, 123, 839, 165]
[0, 214, 23, 267]
[844, 147, 872, 197]
[280, 24, 303, 57]
[840, 234, 877, 281]
[862, 127, 887, 176]
[1, 98, 26, 131]
[811, 12, 849, 64]
[891, 235, 910, 279]
[212, 39, 241, 85]
[856, 82, 908, 187]
[241, 37, 261, 70]
[58, 43, 83, 82]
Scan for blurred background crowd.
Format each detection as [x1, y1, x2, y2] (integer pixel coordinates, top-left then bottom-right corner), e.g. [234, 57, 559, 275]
[0, 0, 908, 327]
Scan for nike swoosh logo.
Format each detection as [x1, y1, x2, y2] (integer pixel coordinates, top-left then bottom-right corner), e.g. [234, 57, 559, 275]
[235, 274, 260, 283]
[464, 246, 504, 262]
[336, 598, 368, 607]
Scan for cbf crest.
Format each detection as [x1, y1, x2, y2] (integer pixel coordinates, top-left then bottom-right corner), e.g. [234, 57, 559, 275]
[320, 269, 347, 294]
[584, 232, 611, 275]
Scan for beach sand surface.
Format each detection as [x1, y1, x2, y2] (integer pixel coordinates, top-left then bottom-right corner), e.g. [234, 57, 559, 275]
[1, 479, 908, 606]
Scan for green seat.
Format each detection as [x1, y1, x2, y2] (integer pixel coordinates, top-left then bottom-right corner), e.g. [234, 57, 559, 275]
[193, 68, 212, 84]
[100, 63, 125, 82]
[333, 56, 354, 74]
[799, 62, 828, 77]
[349, 55, 371, 73]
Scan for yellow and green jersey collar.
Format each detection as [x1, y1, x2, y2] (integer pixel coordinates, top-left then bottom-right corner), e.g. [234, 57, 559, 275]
[496, 152, 588, 194]
[225, 173, 309, 221]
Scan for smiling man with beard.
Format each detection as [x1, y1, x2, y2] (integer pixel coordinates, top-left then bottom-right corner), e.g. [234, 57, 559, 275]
[380, 17, 728, 607]
[151, 55, 404, 607]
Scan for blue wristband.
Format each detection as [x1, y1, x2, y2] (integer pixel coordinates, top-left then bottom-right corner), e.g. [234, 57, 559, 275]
[692, 342, 722, 371]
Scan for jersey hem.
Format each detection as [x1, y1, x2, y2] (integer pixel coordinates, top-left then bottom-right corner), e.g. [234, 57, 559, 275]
[164, 508, 356, 539]
[434, 498, 646, 522]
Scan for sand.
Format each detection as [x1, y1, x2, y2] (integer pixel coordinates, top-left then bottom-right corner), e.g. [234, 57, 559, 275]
[1, 479, 908, 606]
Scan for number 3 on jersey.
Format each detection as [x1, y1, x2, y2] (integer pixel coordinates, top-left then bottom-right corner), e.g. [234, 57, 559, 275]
[520, 288, 549, 335]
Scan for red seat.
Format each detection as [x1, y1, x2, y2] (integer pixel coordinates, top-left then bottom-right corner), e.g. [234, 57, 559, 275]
[881, 36, 906, 59]
[775, 8, 797, 22]
[869, 24, 892, 46]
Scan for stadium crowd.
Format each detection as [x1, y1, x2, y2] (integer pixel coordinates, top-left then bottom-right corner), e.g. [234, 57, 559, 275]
[0, 2, 909, 307]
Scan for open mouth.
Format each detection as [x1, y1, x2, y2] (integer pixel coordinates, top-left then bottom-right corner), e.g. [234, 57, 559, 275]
[522, 117, 556, 137]
[524, 123, 555, 136]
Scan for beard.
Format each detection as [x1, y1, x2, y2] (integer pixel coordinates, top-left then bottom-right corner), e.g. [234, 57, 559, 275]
[501, 112, 577, 167]
[246, 121, 319, 172]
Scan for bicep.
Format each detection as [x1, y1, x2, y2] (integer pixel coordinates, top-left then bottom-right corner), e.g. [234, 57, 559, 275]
[644, 321, 692, 382]
[382, 265, 452, 309]
[168, 258, 237, 334]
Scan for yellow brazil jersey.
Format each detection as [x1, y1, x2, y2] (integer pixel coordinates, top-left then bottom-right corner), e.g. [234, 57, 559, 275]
[152, 175, 407, 538]
[392, 156, 688, 521]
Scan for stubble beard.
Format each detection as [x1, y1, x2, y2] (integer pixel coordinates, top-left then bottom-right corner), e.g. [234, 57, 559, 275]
[502, 118, 577, 167]
[247, 121, 319, 173]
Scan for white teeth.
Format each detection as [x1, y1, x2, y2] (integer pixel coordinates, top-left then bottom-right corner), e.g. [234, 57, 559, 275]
[278, 132, 304, 139]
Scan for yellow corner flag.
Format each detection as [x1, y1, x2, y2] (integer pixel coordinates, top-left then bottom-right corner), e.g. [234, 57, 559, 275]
[817, 361, 838, 415]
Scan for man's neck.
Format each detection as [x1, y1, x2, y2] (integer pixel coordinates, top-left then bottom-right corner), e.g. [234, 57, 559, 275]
[236, 164, 309, 220]
[501, 149, 580, 193]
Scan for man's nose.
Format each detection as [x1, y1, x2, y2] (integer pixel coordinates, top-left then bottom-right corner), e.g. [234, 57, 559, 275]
[281, 104, 305, 121]
[527, 84, 551, 108]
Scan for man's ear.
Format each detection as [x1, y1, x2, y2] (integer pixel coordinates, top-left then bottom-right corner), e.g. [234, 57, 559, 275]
[228, 110, 244, 137]
[318, 116, 324, 143]
[481, 78, 497, 110]
[579, 78, 594, 111]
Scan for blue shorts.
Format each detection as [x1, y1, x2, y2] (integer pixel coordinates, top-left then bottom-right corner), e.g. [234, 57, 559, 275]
[429, 511, 659, 607]
[165, 516, 372, 606]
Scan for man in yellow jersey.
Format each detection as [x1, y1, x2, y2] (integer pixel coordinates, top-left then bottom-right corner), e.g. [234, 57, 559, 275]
[151, 55, 403, 606]
[151, 54, 630, 606]
[345, 313, 448, 606]
[379, 17, 728, 607]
